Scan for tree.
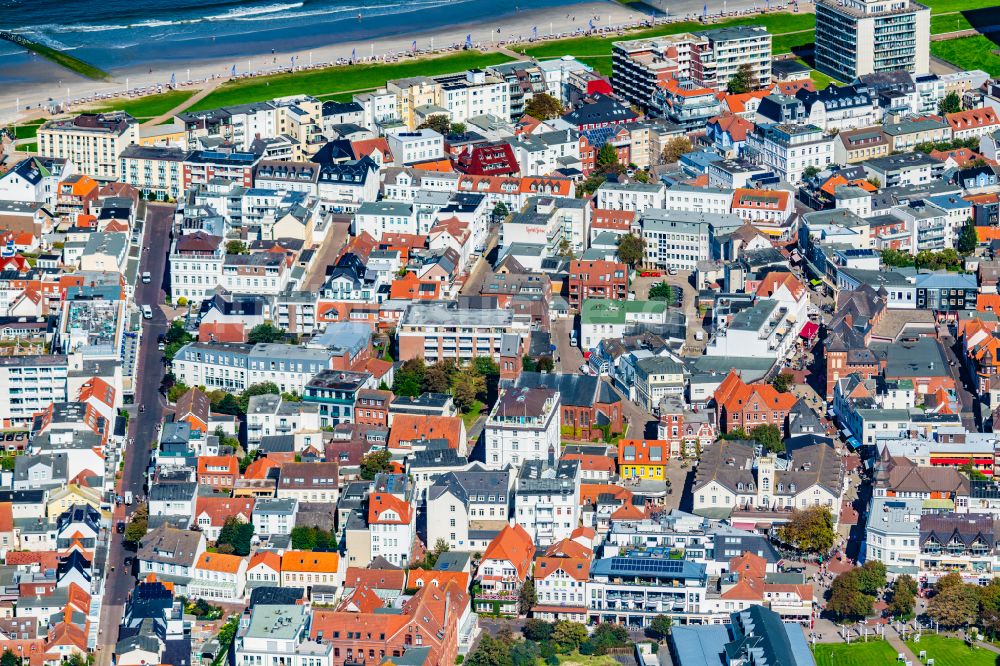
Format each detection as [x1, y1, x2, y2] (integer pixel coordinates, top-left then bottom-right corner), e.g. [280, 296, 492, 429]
[168, 382, 190, 403]
[888, 574, 917, 619]
[552, 621, 588, 653]
[524, 93, 564, 120]
[590, 624, 630, 654]
[881, 248, 915, 268]
[291, 525, 337, 551]
[217, 516, 254, 556]
[616, 233, 645, 268]
[727, 63, 756, 94]
[511, 642, 540, 666]
[633, 169, 650, 183]
[417, 115, 451, 135]
[827, 570, 874, 620]
[928, 580, 980, 628]
[960, 461, 989, 481]
[465, 635, 513, 666]
[775, 505, 835, 554]
[855, 560, 887, 596]
[750, 423, 783, 454]
[238, 382, 281, 413]
[225, 240, 248, 255]
[2, 649, 22, 666]
[424, 360, 456, 393]
[123, 505, 148, 546]
[770, 373, 794, 393]
[393, 357, 426, 398]
[958, 217, 978, 255]
[522, 355, 537, 372]
[522, 619, 555, 642]
[867, 176, 881, 188]
[537, 356, 555, 373]
[473, 356, 501, 404]
[453, 370, 486, 412]
[247, 323, 285, 344]
[519, 577, 537, 615]
[648, 282, 674, 302]
[803, 165, 822, 179]
[597, 142, 620, 170]
[557, 237, 574, 258]
[939, 91, 962, 115]
[662, 136, 692, 163]
[360, 449, 393, 480]
[451, 122, 467, 135]
[646, 615, 672, 640]
[492, 202, 510, 222]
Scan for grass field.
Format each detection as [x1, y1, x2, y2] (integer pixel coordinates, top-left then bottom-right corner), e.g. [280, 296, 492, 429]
[772, 30, 815, 55]
[578, 55, 613, 76]
[931, 35, 1000, 77]
[6, 119, 45, 140]
[811, 641, 899, 666]
[188, 51, 515, 112]
[931, 12, 974, 33]
[21, 142, 37, 153]
[906, 635, 1000, 666]
[518, 11, 815, 60]
[86, 90, 195, 120]
[923, 0, 1000, 13]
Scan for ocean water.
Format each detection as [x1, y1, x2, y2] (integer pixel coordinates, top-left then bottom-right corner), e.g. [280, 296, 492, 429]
[1, 0, 589, 70]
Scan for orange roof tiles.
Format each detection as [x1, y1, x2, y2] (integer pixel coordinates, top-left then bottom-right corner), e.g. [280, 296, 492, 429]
[755, 271, 806, 301]
[482, 524, 534, 580]
[732, 187, 790, 210]
[0, 503, 13, 532]
[580, 483, 633, 506]
[534, 555, 590, 581]
[977, 293, 1000, 313]
[195, 497, 255, 526]
[345, 567, 406, 591]
[248, 551, 281, 571]
[820, 174, 877, 196]
[406, 569, 470, 590]
[560, 451, 615, 474]
[709, 114, 754, 142]
[946, 108, 1000, 131]
[389, 272, 441, 300]
[976, 227, 1000, 244]
[282, 550, 340, 573]
[197, 455, 239, 476]
[388, 414, 463, 451]
[338, 583, 384, 613]
[617, 439, 668, 467]
[411, 158, 453, 172]
[714, 370, 797, 414]
[929, 147, 992, 167]
[196, 552, 244, 574]
[368, 493, 413, 524]
[243, 456, 280, 479]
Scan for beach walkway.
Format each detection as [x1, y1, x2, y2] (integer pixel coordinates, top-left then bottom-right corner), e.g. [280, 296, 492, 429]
[142, 79, 225, 126]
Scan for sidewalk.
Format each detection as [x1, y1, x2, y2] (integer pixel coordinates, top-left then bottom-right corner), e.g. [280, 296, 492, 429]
[886, 629, 921, 664]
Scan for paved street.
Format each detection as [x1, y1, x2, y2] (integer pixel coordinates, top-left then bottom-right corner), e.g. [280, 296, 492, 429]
[94, 203, 173, 666]
[937, 325, 979, 430]
[552, 316, 584, 373]
[632, 270, 704, 356]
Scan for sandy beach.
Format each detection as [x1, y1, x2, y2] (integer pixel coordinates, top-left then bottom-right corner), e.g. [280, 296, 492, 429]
[0, 0, 772, 123]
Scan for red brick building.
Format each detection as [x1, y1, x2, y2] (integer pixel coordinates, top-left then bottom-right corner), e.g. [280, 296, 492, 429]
[567, 259, 628, 308]
[197, 455, 240, 490]
[355, 389, 393, 427]
[454, 142, 519, 177]
[713, 371, 797, 434]
[310, 581, 469, 666]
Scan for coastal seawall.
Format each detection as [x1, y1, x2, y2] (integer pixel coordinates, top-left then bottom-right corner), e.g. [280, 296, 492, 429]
[0, 31, 109, 81]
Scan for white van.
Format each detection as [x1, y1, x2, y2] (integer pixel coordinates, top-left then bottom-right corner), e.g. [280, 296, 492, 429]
[142, 305, 153, 319]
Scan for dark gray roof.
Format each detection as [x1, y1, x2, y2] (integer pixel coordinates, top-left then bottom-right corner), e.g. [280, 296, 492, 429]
[150, 482, 197, 502]
[427, 466, 509, 504]
[511, 372, 618, 408]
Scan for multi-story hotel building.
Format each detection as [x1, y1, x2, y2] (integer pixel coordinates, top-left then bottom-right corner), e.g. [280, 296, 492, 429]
[38, 112, 139, 180]
[814, 0, 930, 82]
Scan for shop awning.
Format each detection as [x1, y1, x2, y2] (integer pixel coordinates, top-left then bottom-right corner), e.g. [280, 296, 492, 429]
[799, 321, 819, 339]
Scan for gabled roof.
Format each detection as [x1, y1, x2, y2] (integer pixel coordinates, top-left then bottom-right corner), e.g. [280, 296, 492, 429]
[195, 552, 244, 574]
[368, 493, 413, 525]
[344, 567, 406, 591]
[481, 524, 534, 580]
[281, 550, 340, 573]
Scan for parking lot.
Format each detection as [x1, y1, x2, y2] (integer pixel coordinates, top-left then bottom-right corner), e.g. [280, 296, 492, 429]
[631, 269, 706, 356]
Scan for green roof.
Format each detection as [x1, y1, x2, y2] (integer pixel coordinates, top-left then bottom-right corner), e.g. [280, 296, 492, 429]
[922, 498, 954, 510]
[580, 299, 668, 325]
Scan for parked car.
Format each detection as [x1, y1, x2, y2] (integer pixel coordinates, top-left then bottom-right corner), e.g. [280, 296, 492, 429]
[141, 271, 151, 284]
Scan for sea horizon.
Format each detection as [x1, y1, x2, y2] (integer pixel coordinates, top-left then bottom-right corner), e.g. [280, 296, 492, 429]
[0, 0, 612, 84]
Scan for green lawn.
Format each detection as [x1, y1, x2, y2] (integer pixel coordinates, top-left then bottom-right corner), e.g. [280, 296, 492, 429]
[519, 11, 814, 60]
[189, 51, 515, 112]
[21, 142, 37, 152]
[931, 35, 1000, 77]
[6, 119, 45, 140]
[793, 59, 843, 90]
[811, 641, 899, 666]
[931, 12, 973, 33]
[555, 654, 620, 666]
[577, 55, 613, 76]
[923, 0, 999, 13]
[87, 90, 195, 120]
[772, 30, 815, 55]
[906, 635, 1000, 666]
[461, 400, 485, 430]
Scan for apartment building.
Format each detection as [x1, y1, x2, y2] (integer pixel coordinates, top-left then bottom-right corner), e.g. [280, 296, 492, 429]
[567, 259, 628, 308]
[0, 355, 69, 429]
[38, 112, 139, 180]
[595, 181, 666, 213]
[397, 301, 530, 365]
[814, 0, 930, 81]
[426, 468, 513, 552]
[182, 150, 261, 189]
[484, 387, 561, 470]
[612, 26, 771, 109]
[169, 231, 225, 302]
[387, 69, 509, 129]
[745, 123, 835, 183]
[118, 145, 187, 200]
[515, 460, 582, 546]
[579, 299, 671, 351]
[636, 209, 743, 272]
[246, 393, 321, 448]
[172, 341, 333, 394]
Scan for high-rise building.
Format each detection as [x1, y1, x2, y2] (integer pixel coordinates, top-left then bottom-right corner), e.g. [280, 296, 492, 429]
[814, 0, 930, 81]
